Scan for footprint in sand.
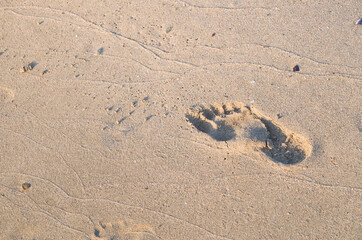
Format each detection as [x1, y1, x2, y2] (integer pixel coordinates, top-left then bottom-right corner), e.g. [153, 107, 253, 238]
[186, 102, 312, 164]
[91, 220, 158, 240]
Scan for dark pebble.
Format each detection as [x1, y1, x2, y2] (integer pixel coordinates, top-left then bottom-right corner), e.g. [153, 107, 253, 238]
[94, 229, 100, 237]
[293, 65, 300, 72]
[22, 183, 31, 190]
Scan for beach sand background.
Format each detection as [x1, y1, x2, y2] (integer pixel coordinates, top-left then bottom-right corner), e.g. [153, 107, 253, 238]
[0, 0, 361, 239]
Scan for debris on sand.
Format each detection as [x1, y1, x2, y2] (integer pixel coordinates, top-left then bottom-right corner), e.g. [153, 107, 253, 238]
[166, 26, 173, 34]
[293, 65, 300, 72]
[97, 47, 104, 54]
[22, 182, 31, 190]
[21, 64, 33, 73]
[21, 61, 37, 73]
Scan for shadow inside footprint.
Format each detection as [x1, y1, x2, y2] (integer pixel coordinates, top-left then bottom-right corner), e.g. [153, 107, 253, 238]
[212, 121, 236, 141]
[259, 118, 307, 164]
[186, 114, 236, 141]
[248, 126, 268, 142]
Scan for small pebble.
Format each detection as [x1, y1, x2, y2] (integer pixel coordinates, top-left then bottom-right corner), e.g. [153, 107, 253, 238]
[105, 106, 114, 111]
[293, 65, 300, 72]
[97, 47, 104, 54]
[166, 26, 173, 34]
[145, 115, 154, 121]
[22, 183, 31, 190]
[94, 229, 100, 237]
[21, 61, 37, 73]
[21, 64, 33, 73]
